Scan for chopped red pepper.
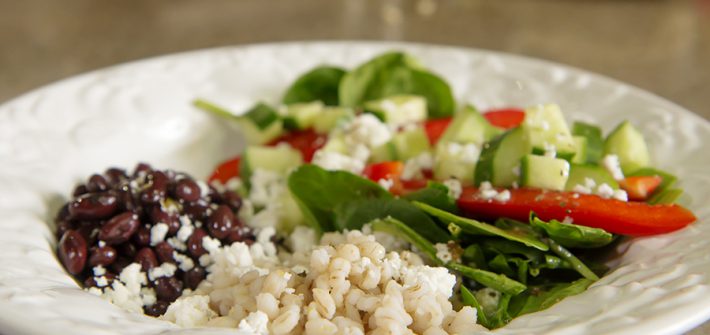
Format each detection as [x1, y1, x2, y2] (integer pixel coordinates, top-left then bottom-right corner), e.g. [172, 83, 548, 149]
[423, 117, 452, 145]
[457, 186, 696, 236]
[208, 157, 241, 184]
[484, 108, 525, 129]
[267, 128, 326, 162]
[363, 161, 404, 182]
[619, 175, 663, 201]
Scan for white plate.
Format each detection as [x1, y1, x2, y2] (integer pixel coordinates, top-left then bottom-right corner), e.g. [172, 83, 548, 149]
[1, 42, 709, 335]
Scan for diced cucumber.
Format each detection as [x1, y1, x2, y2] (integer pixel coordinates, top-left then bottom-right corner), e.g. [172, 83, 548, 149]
[391, 127, 431, 161]
[572, 122, 604, 163]
[281, 101, 324, 130]
[312, 107, 354, 134]
[370, 142, 398, 163]
[571, 136, 588, 164]
[603, 121, 650, 174]
[523, 104, 576, 160]
[564, 163, 618, 191]
[276, 190, 305, 233]
[474, 127, 530, 187]
[240, 145, 303, 188]
[320, 134, 348, 154]
[364, 95, 428, 126]
[194, 99, 283, 144]
[433, 141, 479, 183]
[520, 154, 570, 191]
[440, 106, 501, 146]
[628, 167, 678, 203]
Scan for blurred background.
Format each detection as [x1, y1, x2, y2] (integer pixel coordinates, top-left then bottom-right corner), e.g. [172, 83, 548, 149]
[0, 1, 708, 332]
[1, 0, 709, 121]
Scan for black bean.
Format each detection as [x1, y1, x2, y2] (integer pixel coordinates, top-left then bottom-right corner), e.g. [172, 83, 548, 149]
[104, 167, 127, 186]
[221, 191, 243, 212]
[77, 223, 100, 246]
[109, 257, 132, 274]
[207, 185, 222, 203]
[58, 230, 87, 275]
[207, 205, 235, 239]
[68, 192, 118, 220]
[155, 277, 183, 302]
[174, 178, 201, 203]
[56, 220, 73, 238]
[135, 247, 159, 272]
[119, 242, 137, 258]
[87, 174, 109, 193]
[155, 242, 175, 264]
[144, 301, 169, 317]
[132, 225, 151, 247]
[99, 212, 140, 245]
[84, 273, 116, 288]
[149, 206, 180, 235]
[183, 201, 209, 223]
[72, 184, 89, 197]
[227, 227, 248, 244]
[89, 245, 117, 266]
[133, 163, 153, 178]
[183, 266, 206, 290]
[140, 171, 168, 204]
[187, 228, 208, 258]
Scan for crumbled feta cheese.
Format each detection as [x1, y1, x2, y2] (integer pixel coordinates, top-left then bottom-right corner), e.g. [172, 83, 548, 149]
[236, 311, 269, 335]
[350, 144, 371, 162]
[177, 223, 194, 243]
[150, 223, 169, 246]
[446, 142, 480, 164]
[173, 252, 195, 271]
[311, 150, 365, 174]
[167, 236, 187, 251]
[202, 236, 222, 254]
[494, 189, 511, 202]
[98, 241, 106, 248]
[562, 216, 574, 224]
[613, 189, 629, 202]
[248, 170, 285, 208]
[148, 262, 177, 281]
[199, 254, 212, 267]
[596, 183, 615, 199]
[288, 226, 318, 254]
[602, 154, 625, 181]
[478, 181, 498, 200]
[140, 287, 157, 307]
[543, 142, 557, 158]
[435, 243, 452, 262]
[256, 227, 277, 257]
[584, 177, 597, 189]
[95, 276, 109, 287]
[343, 114, 392, 148]
[93, 265, 106, 277]
[401, 152, 433, 180]
[443, 179, 463, 199]
[196, 181, 210, 198]
[572, 184, 592, 194]
[378, 178, 394, 191]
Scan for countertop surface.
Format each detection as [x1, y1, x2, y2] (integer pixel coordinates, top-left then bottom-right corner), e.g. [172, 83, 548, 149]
[1, 0, 709, 334]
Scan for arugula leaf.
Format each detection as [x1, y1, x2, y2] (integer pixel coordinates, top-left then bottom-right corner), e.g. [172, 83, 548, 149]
[511, 278, 594, 317]
[529, 213, 613, 248]
[339, 52, 455, 118]
[282, 66, 346, 106]
[287, 164, 391, 233]
[414, 202, 549, 251]
[370, 217, 441, 264]
[335, 198, 450, 243]
[447, 263, 527, 295]
[402, 182, 459, 214]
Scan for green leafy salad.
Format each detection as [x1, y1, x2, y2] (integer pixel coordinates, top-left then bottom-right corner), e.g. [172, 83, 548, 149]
[195, 51, 696, 329]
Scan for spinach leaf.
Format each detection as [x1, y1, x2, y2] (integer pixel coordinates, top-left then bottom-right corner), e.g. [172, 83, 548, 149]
[370, 217, 441, 264]
[287, 164, 391, 233]
[339, 52, 455, 118]
[402, 182, 459, 214]
[335, 198, 450, 243]
[414, 202, 549, 251]
[462, 244, 488, 270]
[447, 262, 527, 295]
[282, 66, 346, 106]
[530, 213, 613, 248]
[512, 278, 595, 317]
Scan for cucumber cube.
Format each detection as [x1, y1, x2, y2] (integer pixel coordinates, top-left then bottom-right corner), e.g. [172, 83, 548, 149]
[364, 95, 428, 127]
[523, 104, 576, 160]
[520, 154, 570, 191]
[603, 121, 650, 174]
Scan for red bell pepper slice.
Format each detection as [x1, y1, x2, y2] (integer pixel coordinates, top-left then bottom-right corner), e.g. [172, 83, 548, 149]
[208, 157, 241, 184]
[484, 108, 525, 129]
[363, 161, 404, 182]
[619, 175, 663, 201]
[423, 117, 452, 145]
[267, 128, 326, 163]
[457, 186, 696, 236]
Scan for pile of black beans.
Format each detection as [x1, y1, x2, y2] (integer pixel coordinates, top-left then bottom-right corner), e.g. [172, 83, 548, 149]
[55, 163, 252, 316]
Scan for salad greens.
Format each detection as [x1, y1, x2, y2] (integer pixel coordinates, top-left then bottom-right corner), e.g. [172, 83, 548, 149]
[339, 52, 455, 118]
[196, 50, 696, 329]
